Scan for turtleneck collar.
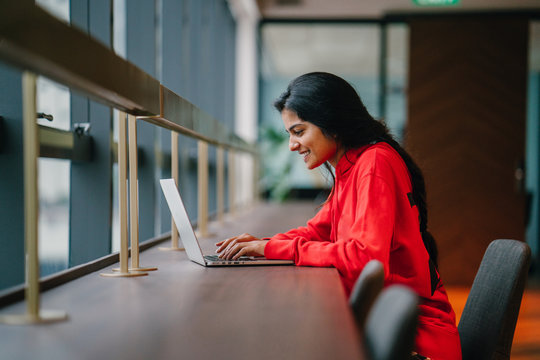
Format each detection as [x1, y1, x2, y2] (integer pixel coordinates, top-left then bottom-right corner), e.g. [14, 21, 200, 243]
[334, 144, 371, 178]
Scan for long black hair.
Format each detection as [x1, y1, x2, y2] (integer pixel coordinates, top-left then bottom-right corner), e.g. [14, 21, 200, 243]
[273, 72, 439, 268]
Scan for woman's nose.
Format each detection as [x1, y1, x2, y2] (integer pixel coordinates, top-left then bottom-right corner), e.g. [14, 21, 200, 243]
[289, 139, 299, 151]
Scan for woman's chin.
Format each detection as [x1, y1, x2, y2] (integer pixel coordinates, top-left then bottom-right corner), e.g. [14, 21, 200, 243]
[306, 160, 322, 170]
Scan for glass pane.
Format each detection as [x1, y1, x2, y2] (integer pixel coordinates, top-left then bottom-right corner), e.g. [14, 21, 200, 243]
[36, 77, 70, 131]
[36, 0, 69, 23]
[260, 23, 380, 197]
[38, 158, 70, 276]
[35, 0, 71, 276]
[113, 0, 127, 59]
[261, 24, 381, 116]
[385, 24, 409, 143]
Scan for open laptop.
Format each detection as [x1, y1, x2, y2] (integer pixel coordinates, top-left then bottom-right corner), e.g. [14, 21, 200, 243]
[160, 178, 294, 267]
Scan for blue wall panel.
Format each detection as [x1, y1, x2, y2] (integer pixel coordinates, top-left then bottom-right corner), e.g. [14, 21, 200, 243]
[127, 0, 158, 240]
[0, 63, 25, 290]
[69, 0, 113, 266]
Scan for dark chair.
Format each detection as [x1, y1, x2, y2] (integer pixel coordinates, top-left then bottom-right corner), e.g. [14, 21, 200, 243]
[349, 259, 385, 328]
[364, 284, 419, 360]
[458, 239, 531, 360]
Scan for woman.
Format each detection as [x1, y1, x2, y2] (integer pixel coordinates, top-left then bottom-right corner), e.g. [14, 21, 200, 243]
[216, 72, 461, 360]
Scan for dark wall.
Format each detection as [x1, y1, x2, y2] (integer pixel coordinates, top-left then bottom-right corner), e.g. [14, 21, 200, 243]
[407, 16, 529, 285]
[0, 63, 25, 290]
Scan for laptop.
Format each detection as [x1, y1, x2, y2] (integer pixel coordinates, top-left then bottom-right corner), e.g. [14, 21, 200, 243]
[160, 178, 294, 267]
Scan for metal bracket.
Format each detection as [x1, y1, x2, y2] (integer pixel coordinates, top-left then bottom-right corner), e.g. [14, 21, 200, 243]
[37, 112, 53, 121]
[73, 122, 91, 137]
[38, 124, 93, 162]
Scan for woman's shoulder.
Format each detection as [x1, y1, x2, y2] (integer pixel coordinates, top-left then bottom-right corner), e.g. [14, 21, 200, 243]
[346, 142, 408, 180]
[355, 142, 402, 167]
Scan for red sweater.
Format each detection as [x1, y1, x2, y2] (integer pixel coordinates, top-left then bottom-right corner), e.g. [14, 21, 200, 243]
[264, 143, 462, 360]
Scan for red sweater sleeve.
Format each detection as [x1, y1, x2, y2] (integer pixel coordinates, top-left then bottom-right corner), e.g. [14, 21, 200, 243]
[264, 202, 332, 258]
[265, 169, 396, 289]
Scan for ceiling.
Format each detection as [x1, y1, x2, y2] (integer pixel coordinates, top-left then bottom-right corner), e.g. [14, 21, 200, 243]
[260, 24, 388, 77]
[256, 0, 540, 19]
[257, 0, 540, 78]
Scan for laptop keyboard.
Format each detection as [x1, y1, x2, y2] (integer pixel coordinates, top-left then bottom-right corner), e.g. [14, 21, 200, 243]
[204, 255, 253, 262]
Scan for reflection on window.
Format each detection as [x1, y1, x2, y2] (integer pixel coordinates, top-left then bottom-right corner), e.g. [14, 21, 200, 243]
[36, 0, 69, 23]
[113, 0, 127, 59]
[39, 158, 70, 276]
[35, 0, 71, 276]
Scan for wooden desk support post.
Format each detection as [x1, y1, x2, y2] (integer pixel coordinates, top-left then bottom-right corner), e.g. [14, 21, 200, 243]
[228, 150, 236, 215]
[124, 115, 156, 272]
[197, 141, 209, 237]
[159, 131, 184, 251]
[217, 146, 224, 223]
[0, 72, 68, 324]
[101, 111, 147, 278]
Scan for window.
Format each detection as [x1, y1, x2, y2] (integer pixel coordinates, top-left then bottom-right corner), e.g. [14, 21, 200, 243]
[259, 23, 384, 198]
[36, 0, 71, 276]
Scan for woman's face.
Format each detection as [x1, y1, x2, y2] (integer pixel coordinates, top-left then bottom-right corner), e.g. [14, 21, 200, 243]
[281, 109, 342, 169]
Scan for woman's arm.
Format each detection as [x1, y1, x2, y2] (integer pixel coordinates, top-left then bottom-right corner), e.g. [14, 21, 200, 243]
[215, 201, 333, 260]
[266, 172, 396, 285]
[267, 202, 332, 242]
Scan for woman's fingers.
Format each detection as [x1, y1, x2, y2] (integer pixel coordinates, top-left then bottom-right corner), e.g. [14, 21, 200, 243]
[215, 236, 238, 253]
[219, 240, 268, 260]
[222, 240, 239, 258]
[219, 241, 244, 260]
[231, 246, 249, 260]
[215, 233, 258, 254]
[222, 243, 243, 260]
[215, 239, 228, 253]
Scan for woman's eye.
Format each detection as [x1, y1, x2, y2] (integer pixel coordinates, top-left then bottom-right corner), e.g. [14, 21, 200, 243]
[294, 130, 303, 136]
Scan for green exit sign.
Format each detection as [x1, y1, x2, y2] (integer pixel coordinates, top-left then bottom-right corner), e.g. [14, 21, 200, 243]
[413, 0, 460, 5]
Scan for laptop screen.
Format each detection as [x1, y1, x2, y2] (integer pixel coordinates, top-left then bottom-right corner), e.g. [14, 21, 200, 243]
[160, 179, 206, 265]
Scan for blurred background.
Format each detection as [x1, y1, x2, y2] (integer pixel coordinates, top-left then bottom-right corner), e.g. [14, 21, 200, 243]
[1, 0, 539, 291]
[1, 1, 539, 357]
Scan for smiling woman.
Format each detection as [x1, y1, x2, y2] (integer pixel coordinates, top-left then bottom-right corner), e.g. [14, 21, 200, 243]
[282, 109, 341, 170]
[217, 72, 462, 360]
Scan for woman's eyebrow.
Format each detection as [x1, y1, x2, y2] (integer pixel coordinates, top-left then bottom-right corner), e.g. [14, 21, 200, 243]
[287, 123, 303, 133]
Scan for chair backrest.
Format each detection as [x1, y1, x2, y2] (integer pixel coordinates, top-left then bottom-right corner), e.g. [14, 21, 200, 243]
[364, 285, 419, 360]
[349, 259, 385, 328]
[458, 239, 531, 360]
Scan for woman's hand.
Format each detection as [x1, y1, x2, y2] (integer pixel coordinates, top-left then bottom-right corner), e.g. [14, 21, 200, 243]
[215, 233, 268, 260]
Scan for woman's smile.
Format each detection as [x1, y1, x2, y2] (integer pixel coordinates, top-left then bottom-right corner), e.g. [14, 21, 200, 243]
[300, 150, 310, 162]
[281, 109, 342, 169]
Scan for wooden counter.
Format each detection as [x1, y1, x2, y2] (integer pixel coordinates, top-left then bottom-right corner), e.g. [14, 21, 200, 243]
[0, 202, 364, 360]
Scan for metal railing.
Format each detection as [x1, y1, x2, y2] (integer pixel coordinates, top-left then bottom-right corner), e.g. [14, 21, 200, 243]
[0, 1, 257, 324]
